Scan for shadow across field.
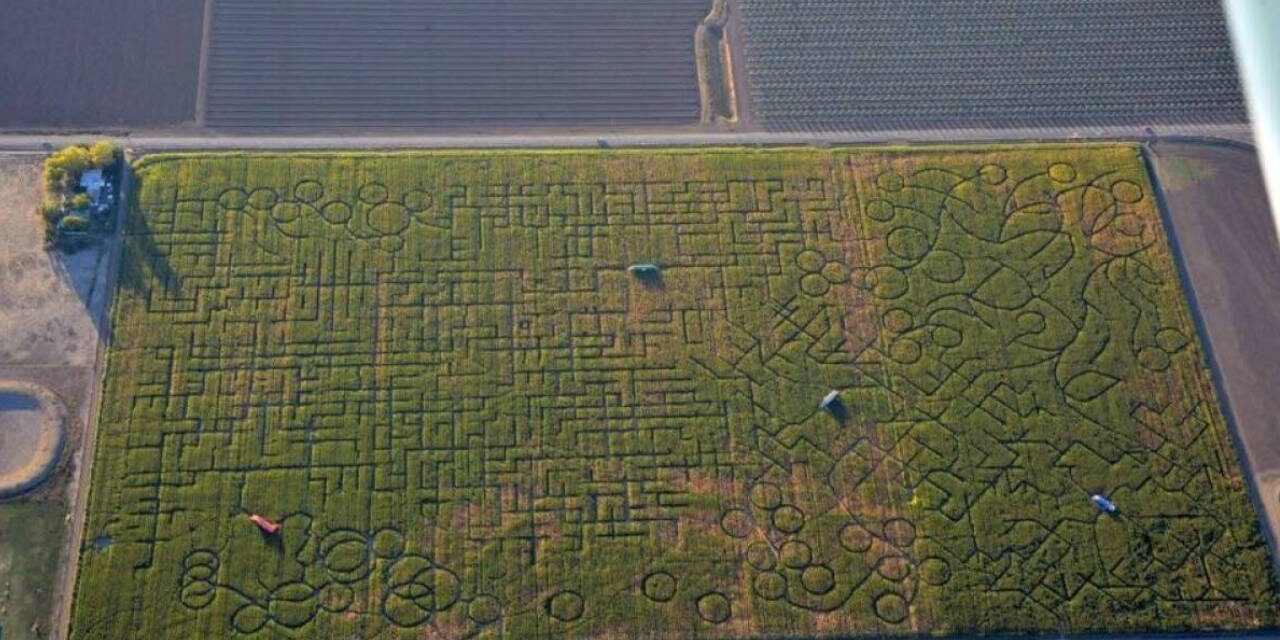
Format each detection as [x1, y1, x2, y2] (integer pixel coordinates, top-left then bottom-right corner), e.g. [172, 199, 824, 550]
[115, 217, 179, 308]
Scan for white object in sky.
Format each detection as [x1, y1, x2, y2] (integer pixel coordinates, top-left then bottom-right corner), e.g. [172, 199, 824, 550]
[1225, 0, 1280, 243]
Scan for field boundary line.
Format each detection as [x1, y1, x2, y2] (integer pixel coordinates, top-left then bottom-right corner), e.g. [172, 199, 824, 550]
[0, 123, 1254, 152]
[52, 163, 129, 640]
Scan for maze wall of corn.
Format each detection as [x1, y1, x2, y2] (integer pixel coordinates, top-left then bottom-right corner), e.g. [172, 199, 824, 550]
[72, 146, 1277, 639]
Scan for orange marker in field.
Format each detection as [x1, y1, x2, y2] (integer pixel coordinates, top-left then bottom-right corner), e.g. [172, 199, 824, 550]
[249, 514, 280, 535]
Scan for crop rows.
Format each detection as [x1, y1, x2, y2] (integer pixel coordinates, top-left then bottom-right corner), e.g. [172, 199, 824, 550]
[0, 0, 204, 128]
[738, 0, 1246, 132]
[204, 0, 710, 129]
[71, 146, 1277, 639]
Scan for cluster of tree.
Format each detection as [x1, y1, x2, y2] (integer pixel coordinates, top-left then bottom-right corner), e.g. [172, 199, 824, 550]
[40, 141, 120, 249]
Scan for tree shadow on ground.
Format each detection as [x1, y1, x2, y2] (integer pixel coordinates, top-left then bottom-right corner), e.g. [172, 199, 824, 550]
[46, 163, 178, 343]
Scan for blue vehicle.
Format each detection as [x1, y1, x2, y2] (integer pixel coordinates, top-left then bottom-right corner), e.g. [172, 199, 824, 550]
[627, 264, 661, 278]
[819, 390, 842, 411]
[1091, 494, 1118, 515]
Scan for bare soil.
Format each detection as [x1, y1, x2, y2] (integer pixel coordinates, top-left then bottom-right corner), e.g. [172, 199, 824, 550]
[0, 0, 205, 130]
[203, 0, 710, 130]
[1148, 140, 1280, 561]
[0, 153, 120, 640]
[0, 158, 104, 368]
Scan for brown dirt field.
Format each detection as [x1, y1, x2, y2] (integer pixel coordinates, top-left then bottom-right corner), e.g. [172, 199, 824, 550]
[1148, 140, 1280, 562]
[0, 152, 121, 640]
[0, 0, 205, 130]
[203, 0, 711, 130]
[0, 158, 105, 368]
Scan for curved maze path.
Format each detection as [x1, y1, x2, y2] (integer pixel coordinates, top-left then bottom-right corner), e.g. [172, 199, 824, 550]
[70, 146, 1277, 639]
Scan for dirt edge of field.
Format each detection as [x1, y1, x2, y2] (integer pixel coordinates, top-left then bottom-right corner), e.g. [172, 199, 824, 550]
[1144, 139, 1280, 573]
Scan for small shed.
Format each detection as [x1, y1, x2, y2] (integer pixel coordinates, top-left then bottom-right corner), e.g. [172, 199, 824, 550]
[80, 169, 106, 205]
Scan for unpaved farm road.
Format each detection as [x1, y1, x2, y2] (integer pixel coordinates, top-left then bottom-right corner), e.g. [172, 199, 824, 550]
[0, 121, 1255, 152]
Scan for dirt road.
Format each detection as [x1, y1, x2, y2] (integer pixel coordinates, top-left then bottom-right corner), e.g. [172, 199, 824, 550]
[46, 165, 127, 640]
[0, 122, 1255, 153]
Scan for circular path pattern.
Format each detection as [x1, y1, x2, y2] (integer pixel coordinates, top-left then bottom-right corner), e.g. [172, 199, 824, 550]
[0, 381, 67, 498]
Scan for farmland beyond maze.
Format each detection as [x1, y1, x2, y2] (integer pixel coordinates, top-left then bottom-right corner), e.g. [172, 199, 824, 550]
[0, 0, 204, 128]
[71, 147, 1278, 639]
[204, 0, 711, 130]
[739, 0, 1246, 132]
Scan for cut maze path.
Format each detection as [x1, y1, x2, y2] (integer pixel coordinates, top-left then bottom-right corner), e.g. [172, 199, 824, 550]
[68, 145, 1277, 639]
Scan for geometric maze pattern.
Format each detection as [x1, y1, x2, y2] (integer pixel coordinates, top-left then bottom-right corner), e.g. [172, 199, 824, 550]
[71, 147, 1277, 639]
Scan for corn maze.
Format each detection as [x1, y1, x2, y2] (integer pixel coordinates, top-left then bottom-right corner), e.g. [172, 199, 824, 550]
[71, 146, 1277, 639]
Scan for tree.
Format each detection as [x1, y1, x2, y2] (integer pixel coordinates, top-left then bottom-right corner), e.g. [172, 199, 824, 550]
[42, 141, 119, 194]
[43, 145, 93, 192]
[69, 193, 92, 211]
[38, 141, 120, 249]
[58, 214, 90, 232]
[86, 140, 120, 167]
